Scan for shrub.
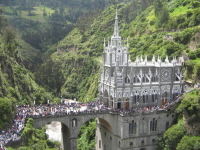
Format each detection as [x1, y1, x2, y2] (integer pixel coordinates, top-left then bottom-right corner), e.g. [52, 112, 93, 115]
[163, 119, 186, 150]
[196, 48, 200, 58]
[177, 136, 200, 150]
[188, 51, 197, 59]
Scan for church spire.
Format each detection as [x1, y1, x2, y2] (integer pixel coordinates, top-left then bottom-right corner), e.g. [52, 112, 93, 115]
[113, 9, 120, 37]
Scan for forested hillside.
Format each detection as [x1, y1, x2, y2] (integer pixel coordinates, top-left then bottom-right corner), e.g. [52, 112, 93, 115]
[34, 0, 200, 102]
[0, 9, 56, 129]
[1, 0, 131, 55]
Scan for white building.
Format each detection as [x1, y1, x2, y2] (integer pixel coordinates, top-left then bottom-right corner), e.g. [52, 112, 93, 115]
[99, 10, 184, 109]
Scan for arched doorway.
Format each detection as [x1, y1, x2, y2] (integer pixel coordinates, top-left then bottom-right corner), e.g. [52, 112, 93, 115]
[162, 91, 168, 105]
[110, 96, 113, 108]
[125, 98, 129, 110]
[117, 98, 122, 109]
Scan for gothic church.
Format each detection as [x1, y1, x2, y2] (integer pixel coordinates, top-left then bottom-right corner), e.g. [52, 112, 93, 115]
[99, 11, 184, 109]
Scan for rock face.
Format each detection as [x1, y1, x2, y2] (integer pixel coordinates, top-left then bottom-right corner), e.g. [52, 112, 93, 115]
[188, 32, 200, 51]
[45, 121, 62, 142]
[183, 111, 200, 136]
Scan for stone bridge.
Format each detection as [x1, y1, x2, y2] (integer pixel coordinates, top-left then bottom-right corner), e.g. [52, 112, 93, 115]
[32, 108, 177, 150]
[33, 111, 115, 150]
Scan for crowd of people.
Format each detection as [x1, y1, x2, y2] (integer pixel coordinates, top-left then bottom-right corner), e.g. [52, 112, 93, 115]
[0, 96, 184, 149]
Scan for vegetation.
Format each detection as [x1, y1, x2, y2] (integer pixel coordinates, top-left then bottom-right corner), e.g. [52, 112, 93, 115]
[20, 118, 60, 150]
[157, 118, 186, 150]
[157, 90, 200, 150]
[78, 119, 96, 150]
[176, 89, 200, 124]
[0, 8, 56, 129]
[0, 98, 15, 129]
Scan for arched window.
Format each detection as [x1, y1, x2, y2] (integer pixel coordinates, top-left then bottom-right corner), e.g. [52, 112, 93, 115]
[140, 121, 145, 134]
[133, 76, 136, 83]
[150, 121, 152, 131]
[72, 118, 77, 127]
[143, 91, 148, 103]
[150, 118, 157, 131]
[152, 90, 157, 103]
[129, 120, 137, 134]
[162, 91, 168, 105]
[141, 140, 144, 145]
[130, 142, 133, 147]
[129, 123, 132, 134]
[152, 139, 156, 144]
[142, 76, 145, 82]
[134, 91, 140, 104]
[125, 76, 130, 83]
[163, 91, 168, 98]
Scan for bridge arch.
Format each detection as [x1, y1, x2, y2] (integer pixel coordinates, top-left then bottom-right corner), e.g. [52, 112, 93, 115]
[33, 112, 114, 150]
[45, 121, 71, 150]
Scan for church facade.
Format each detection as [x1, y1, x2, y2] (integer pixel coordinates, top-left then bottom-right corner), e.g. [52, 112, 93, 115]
[98, 11, 184, 110]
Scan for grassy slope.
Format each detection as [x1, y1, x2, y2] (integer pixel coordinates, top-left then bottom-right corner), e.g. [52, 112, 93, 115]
[4, 6, 55, 22]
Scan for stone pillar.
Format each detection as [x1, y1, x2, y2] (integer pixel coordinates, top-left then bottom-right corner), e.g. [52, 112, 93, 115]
[69, 138, 77, 150]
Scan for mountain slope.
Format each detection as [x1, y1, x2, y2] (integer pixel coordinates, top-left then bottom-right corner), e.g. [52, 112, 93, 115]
[0, 10, 54, 129]
[35, 0, 200, 101]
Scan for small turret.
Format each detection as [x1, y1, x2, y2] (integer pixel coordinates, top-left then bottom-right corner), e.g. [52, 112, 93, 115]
[144, 55, 148, 65]
[140, 55, 143, 62]
[152, 55, 156, 64]
[165, 55, 169, 64]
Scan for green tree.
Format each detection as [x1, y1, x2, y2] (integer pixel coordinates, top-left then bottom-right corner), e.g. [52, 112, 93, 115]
[78, 119, 96, 150]
[176, 136, 200, 150]
[0, 97, 14, 129]
[163, 119, 186, 150]
[153, 0, 169, 26]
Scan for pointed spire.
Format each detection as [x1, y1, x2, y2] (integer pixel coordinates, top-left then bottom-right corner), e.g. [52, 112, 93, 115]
[104, 38, 106, 47]
[128, 54, 131, 63]
[165, 55, 169, 63]
[157, 56, 159, 62]
[127, 38, 129, 47]
[140, 55, 143, 62]
[135, 56, 139, 63]
[152, 55, 156, 63]
[144, 55, 148, 63]
[113, 9, 120, 37]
